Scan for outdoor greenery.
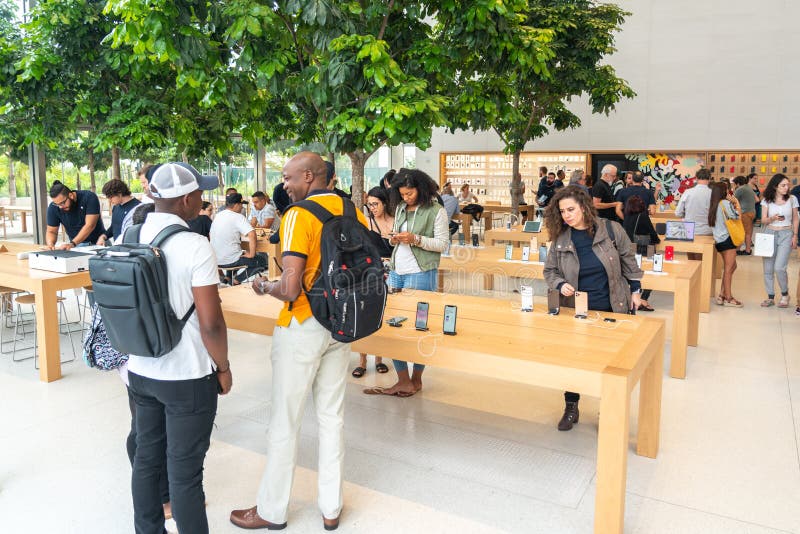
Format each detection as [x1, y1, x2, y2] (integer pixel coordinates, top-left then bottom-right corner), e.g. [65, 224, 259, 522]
[0, 0, 634, 205]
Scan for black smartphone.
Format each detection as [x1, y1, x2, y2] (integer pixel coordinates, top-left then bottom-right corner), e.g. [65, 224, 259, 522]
[458, 232, 465, 246]
[415, 301, 429, 331]
[471, 234, 479, 247]
[443, 305, 457, 335]
[547, 288, 560, 315]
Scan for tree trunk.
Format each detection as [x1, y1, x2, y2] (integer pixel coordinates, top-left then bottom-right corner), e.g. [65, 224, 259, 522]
[509, 150, 523, 218]
[76, 168, 81, 190]
[181, 151, 188, 164]
[88, 147, 96, 192]
[348, 149, 369, 208]
[111, 146, 121, 180]
[7, 152, 16, 205]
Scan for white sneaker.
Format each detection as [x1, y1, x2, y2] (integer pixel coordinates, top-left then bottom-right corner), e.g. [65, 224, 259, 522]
[778, 295, 790, 308]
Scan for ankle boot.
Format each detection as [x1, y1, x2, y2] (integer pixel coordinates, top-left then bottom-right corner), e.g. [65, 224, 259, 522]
[558, 401, 580, 431]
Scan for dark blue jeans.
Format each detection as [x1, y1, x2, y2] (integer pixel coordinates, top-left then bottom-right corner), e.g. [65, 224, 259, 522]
[128, 372, 218, 534]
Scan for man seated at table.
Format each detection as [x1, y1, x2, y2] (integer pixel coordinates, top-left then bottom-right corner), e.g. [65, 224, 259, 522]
[210, 193, 267, 284]
[45, 180, 106, 250]
[249, 191, 279, 232]
[97, 179, 141, 246]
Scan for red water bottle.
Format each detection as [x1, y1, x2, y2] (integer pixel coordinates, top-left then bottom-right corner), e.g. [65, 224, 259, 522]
[664, 245, 674, 261]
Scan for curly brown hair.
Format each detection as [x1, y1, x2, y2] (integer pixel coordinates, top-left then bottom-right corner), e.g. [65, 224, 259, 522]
[544, 185, 598, 241]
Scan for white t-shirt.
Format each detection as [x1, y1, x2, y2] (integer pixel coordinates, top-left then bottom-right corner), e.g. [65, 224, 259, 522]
[393, 220, 421, 275]
[210, 208, 254, 264]
[126, 213, 221, 381]
[762, 197, 799, 228]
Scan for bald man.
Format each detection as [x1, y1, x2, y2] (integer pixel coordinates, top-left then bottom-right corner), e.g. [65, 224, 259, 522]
[592, 163, 621, 222]
[231, 152, 369, 531]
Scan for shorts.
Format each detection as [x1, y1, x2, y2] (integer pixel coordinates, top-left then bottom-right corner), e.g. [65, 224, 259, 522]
[715, 236, 737, 252]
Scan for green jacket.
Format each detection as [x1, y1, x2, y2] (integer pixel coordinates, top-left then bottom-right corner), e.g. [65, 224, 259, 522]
[390, 201, 447, 272]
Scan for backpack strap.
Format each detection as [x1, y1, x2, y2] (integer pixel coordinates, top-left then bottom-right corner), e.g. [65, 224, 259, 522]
[150, 224, 195, 323]
[294, 199, 335, 224]
[122, 224, 142, 244]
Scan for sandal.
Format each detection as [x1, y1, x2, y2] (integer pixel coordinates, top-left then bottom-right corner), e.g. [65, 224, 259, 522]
[375, 362, 389, 374]
[637, 304, 655, 312]
[351, 366, 366, 378]
[715, 294, 725, 306]
[724, 298, 743, 308]
[761, 299, 775, 307]
[778, 295, 790, 308]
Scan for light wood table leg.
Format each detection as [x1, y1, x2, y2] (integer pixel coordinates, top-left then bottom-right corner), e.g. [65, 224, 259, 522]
[638, 325, 664, 457]
[698, 249, 713, 313]
[483, 273, 494, 290]
[459, 213, 472, 241]
[35, 287, 63, 383]
[669, 277, 691, 378]
[437, 271, 445, 292]
[484, 213, 493, 232]
[594, 371, 630, 534]
[687, 270, 700, 346]
[21, 212, 27, 233]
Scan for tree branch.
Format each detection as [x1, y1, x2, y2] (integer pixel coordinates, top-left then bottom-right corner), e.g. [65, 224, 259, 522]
[275, 9, 305, 70]
[377, 0, 395, 41]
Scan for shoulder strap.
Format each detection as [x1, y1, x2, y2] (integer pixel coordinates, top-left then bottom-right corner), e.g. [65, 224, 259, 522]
[122, 224, 142, 244]
[341, 196, 357, 219]
[605, 219, 617, 249]
[294, 199, 335, 224]
[151, 224, 190, 248]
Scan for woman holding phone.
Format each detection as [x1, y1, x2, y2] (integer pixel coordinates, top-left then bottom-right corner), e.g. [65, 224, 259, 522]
[363, 169, 449, 398]
[543, 186, 643, 431]
[759, 174, 799, 308]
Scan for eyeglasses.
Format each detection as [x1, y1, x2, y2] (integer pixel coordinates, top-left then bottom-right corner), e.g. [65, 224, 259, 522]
[366, 202, 381, 208]
[53, 197, 71, 207]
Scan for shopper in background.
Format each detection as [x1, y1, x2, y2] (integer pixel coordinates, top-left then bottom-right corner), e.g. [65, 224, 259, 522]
[709, 181, 743, 307]
[543, 186, 642, 430]
[748, 173, 762, 222]
[98, 179, 141, 246]
[188, 201, 214, 238]
[536, 171, 564, 209]
[440, 182, 461, 236]
[364, 168, 449, 398]
[622, 195, 659, 311]
[759, 174, 799, 308]
[591, 164, 621, 223]
[733, 175, 756, 255]
[352, 186, 394, 379]
[568, 169, 589, 193]
[615, 172, 656, 221]
[458, 183, 479, 204]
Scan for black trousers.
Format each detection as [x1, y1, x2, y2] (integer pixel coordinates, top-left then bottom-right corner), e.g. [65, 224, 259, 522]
[220, 252, 268, 283]
[128, 372, 218, 534]
[127, 387, 169, 505]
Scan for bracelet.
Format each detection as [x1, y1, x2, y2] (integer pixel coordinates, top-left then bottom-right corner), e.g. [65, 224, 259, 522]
[217, 360, 230, 373]
[414, 234, 422, 246]
[69, 240, 77, 247]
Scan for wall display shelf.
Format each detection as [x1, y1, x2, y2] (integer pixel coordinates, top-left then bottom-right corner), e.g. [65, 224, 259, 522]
[707, 152, 800, 187]
[440, 152, 588, 205]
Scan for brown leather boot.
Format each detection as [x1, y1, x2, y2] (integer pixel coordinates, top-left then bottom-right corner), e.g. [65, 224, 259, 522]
[558, 401, 579, 431]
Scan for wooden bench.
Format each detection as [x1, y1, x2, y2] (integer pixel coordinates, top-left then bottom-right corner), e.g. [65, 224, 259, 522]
[219, 285, 665, 534]
[439, 245, 700, 379]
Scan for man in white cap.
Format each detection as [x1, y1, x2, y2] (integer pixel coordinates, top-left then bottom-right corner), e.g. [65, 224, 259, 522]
[125, 162, 231, 534]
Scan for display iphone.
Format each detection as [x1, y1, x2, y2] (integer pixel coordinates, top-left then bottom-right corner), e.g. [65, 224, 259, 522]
[415, 302, 429, 331]
[664, 245, 674, 261]
[653, 253, 664, 272]
[443, 305, 457, 335]
[548, 288, 560, 315]
[504, 244, 513, 260]
[538, 245, 548, 263]
[521, 246, 530, 262]
[458, 232, 465, 246]
[635, 253, 642, 268]
[529, 237, 538, 250]
[386, 316, 407, 327]
[520, 285, 533, 312]
[574, 291, 588, 319]
[471, 234, 479, 247]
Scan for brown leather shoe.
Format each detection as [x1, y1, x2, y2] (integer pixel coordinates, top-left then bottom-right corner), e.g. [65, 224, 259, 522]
[323, 514, 340, 531]
[230, 506, 287, 530]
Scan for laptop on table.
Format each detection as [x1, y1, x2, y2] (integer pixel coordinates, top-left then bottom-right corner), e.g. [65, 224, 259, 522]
[664, 220, 695, 241]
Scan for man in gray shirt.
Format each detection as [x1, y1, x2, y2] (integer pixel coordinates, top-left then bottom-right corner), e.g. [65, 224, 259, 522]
[441, 183, 460, 236]
[733, 175, 756, 254]
[675, 168, 713, 235]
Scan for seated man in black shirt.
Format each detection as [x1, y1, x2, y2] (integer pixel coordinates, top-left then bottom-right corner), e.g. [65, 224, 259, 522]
[45, 181, 106, 249]
[97, 179, 141, 246]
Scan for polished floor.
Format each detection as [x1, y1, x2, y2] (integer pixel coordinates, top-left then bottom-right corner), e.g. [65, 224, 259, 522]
[0, 244, 799, 533]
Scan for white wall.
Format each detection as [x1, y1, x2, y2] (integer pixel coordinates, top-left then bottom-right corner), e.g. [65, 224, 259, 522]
[417, 0, 800, 180]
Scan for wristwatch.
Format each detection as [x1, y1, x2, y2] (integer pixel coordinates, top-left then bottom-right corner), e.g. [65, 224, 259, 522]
[69, 240, 77, 247]
[414, 234, 422, 246]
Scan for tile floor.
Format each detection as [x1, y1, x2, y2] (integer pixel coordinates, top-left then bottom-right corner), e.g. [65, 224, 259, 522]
[0, 249, 799, 533]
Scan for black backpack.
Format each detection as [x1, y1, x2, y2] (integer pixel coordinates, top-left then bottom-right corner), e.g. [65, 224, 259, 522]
[88, 224, 195, 357]
[293, 198, 387, 343]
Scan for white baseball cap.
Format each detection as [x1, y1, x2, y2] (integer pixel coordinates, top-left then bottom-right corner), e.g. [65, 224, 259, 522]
[149, 162, 219, 199]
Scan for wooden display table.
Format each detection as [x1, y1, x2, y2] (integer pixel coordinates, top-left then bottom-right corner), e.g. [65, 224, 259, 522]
[657, 235, 718, 313]
[484, 224, 551, 246]
[219, 285, 665, 534]
[241, 231, 282, 279]
[651, 210, 677, 221]
[1, 206, 33, 233]
[0, 243, 91, 382]
[439, 245, 700, 378]
[457, 205, 532, 240]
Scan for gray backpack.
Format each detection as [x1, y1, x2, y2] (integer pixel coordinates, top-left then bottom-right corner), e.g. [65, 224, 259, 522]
[88, 224, 195, 357]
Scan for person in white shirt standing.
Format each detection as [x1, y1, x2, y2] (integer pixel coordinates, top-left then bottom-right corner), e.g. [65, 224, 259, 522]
[211, 193, 267, 284]
[126, 162, 230, 534]
[675, 168, 713, 261]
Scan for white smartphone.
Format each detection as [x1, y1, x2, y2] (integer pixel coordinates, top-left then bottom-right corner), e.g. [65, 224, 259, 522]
[529, 237, 538, 250]
[521, 246, 530, 261]
[443, 305, 457, 335]
[520, 285, 533, 312]
[635, 253, 642, 268]
[653, 253, 664, 272]
[574, 291, 588, 319]
[504, 244, 513, 260]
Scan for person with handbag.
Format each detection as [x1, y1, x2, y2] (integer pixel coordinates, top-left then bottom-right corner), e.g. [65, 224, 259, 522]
[621, 195, 660, 311]
[543, 186, 643, 430]
[709, 181, 744, 307]
[758, 174, 799, 308]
